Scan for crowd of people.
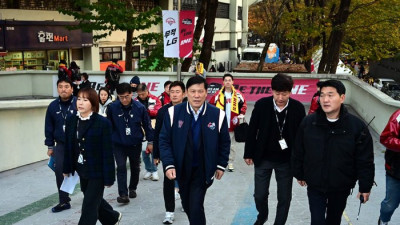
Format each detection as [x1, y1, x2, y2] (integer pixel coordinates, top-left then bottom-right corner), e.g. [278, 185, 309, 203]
[44, 61, 399, 225]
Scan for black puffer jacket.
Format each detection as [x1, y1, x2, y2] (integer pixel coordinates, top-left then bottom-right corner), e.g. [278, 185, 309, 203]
[292, 105, 375, 193]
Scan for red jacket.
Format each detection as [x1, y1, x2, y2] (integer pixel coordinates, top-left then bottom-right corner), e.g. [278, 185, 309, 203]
[58, 64, 72, 81]
[135, 93, 162, 119]
[105, 63, 124, 83]
[158, 92, 171, 106]
[308, 92, 320, 114]
[381, 109, 400, 178]
[209, 87, 247, 132]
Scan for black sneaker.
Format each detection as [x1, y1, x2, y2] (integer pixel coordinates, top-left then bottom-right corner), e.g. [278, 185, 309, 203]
[129, 190, 137, 198]
[115, 212, 122, 225]
[51, 202, 71, 213]
[117, 195, 130, 204]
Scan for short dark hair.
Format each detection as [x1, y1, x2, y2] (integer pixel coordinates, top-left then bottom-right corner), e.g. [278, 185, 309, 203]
[77, 88, 99, 113]
[223, 73, 234, 81]
[169, 81, 185, 92]
[164, 80, 173, 88]
[81, 72, 88, 80]
[186, 76, 208, 90]
[136, 83, 148, 92]
[98, 87, 111, 101]
[57, 78, 73, 87]
[271, 73, 293, 92]
[116, 83, 132, 94]
[320, 80, 346, 95]
[112, 59, 118, 63]
[316, 81, 323, 88]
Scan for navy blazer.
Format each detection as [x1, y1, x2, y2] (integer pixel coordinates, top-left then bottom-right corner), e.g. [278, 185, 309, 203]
[159, 102, 230, 184]
[63, 113, 116, 186]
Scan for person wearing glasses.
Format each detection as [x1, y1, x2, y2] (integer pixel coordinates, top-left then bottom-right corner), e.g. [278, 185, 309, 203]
[106, 83, 154, 204]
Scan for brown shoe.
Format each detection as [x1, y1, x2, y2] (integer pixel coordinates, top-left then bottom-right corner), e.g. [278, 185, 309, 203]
[129, 190, 137, 198]
[117, 195, 130, 204]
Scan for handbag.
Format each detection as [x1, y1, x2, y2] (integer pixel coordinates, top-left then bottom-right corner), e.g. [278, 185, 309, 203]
[234, 118, 249, 143]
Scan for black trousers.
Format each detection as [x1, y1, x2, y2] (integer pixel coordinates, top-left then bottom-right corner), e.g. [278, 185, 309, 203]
[54, 143, 71, 204]
[254, 160, 293, 225]
[163, 166, 175, 212]
[113, 144, 142, 196]
[307, 187, 350, 225]
[78, 178, 119, 225]
[179, 166, 209, 225]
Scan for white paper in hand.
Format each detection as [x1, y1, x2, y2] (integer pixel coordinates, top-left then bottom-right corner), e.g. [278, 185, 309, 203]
[60, 173, 80, 194]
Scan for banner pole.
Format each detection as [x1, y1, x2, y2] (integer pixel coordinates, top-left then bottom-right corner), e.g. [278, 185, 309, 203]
[177, 0, 182, 81]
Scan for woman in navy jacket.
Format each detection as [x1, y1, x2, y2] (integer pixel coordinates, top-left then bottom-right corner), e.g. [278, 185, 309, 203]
[63, 88, 121, 225]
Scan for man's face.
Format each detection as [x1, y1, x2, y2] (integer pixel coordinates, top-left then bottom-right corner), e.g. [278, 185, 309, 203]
[272, 90, 291, 108]
[319, 86, 345, 117]
[223, 77, 233, 89]
[169, 86, 185, 105]
[187, 83, 207, 111]
[165, 84, 171, 95]
[118, 92, 133, 106]
[137, 90, 149, 101]
[57, 81, 73, 100]
[130, 83, 137, 88]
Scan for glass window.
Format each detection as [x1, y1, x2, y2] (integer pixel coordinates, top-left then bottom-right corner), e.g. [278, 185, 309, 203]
[99, 46, 122, 62]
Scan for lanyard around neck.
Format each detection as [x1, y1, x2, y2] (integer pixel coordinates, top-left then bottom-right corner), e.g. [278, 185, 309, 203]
[274, 108, 288, 139]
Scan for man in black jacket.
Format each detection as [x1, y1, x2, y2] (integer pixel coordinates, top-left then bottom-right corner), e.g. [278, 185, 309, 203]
[244, 73, 306, 225]
[292, 80, 375, 225]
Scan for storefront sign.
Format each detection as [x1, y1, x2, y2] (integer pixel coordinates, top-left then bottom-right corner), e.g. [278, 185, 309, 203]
[0, 25, 4, 50]
[52, 75, 169, 97]
[1, 20, 93, 51]
[206, 78, 318, 103]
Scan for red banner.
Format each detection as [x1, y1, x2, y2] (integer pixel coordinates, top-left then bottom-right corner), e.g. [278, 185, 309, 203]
[206, 78, 319, 103]
[179, 11, 195, 58]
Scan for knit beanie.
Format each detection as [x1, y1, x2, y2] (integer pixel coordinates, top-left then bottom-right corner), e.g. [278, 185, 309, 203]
[130, 76, 140, 85]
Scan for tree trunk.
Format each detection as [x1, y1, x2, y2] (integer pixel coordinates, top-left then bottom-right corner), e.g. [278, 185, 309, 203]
[181, 0, 207, 72]
[318, 0, 351, 74]
[257, 43, 269, 72]
[198, 0, 218, 70]
[125, 29, 134, 71]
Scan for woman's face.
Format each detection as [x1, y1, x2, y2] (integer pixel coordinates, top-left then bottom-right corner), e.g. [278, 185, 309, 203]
[99, 90, 109, 103]
[77, 94, 93, 117]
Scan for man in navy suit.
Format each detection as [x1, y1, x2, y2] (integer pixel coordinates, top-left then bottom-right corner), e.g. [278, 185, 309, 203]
[159, 76, 230, 225]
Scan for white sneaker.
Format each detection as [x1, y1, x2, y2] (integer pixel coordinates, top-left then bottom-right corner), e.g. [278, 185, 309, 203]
[174, 190, 180, 200]
[163, 212, 174, 224]
[228, 163, 234, 172]
[151, 172, 159, 181]
[143, 171, 152, 180]
[115, 212, 122, 225]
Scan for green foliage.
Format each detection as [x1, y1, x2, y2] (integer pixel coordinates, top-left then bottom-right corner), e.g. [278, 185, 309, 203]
[58, 0, 162, 41]
[133, 33, 176, 71]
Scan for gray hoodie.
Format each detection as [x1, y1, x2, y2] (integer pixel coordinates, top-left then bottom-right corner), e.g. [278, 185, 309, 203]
[99, 98, 113, 117]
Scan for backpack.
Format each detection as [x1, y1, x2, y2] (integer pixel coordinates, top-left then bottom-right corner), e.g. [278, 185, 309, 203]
[105, 66, 120, 82]
[70, 68, 80, 81]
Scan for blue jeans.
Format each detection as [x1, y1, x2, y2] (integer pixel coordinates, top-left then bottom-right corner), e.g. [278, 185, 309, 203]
[142, 150, 157, 173]
[380, 175, 400, 222]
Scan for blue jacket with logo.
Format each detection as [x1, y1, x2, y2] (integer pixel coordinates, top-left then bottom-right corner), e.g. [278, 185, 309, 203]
[44, 96, 77, 147]
[159, 102, 230, 184]
[107, 99, 154, 147]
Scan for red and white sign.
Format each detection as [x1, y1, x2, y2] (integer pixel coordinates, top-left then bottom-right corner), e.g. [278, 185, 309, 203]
[162, 10, 195, 58]
[206, 78, 318, 103]
[179, 11, 195, 58]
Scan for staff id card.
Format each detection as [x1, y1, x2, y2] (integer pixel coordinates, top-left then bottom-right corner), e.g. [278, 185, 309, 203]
[126, 128, 131, 136]
[279, 139, 288, 150]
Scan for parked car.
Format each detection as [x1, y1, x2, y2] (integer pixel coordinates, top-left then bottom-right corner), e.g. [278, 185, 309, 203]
[373, 78, 395, 90]
[381, 82, 400, 100]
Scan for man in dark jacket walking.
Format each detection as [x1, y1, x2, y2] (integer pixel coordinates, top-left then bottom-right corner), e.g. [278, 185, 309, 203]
[292, 79, 375, 225]
[105, 59, 124, 96]
[159, 76, 230, 225]
[107, 83, 154, 204]
[244, 73, 306, 225]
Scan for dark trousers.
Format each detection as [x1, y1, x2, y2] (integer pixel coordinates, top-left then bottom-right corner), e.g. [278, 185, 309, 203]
[78, 178, 119, 225]
[179, 166, 208, 225]
[107, 81, 119, 96]
[307, 187, 350, 225]
[163, 166, 175, 212]
[53, 143, 71, 204]
[113, 144, 142, 196]
[254, 160, 293, 225]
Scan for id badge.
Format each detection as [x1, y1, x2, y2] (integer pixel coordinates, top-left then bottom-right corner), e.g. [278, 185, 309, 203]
[279, 139, 288, 150]
[126, 127, 131, 136]
[63, 125, 66, 132]
[77, 154, 84, 164]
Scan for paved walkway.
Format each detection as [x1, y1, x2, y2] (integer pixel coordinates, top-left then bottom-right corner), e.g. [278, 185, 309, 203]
[0, 103, 398, 225]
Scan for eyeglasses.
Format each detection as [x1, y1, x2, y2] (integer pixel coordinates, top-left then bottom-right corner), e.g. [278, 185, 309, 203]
[118, 95, 131, 100]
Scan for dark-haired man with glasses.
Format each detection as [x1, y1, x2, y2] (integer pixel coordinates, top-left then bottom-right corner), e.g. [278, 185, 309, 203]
[107, 83, 154, 204]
